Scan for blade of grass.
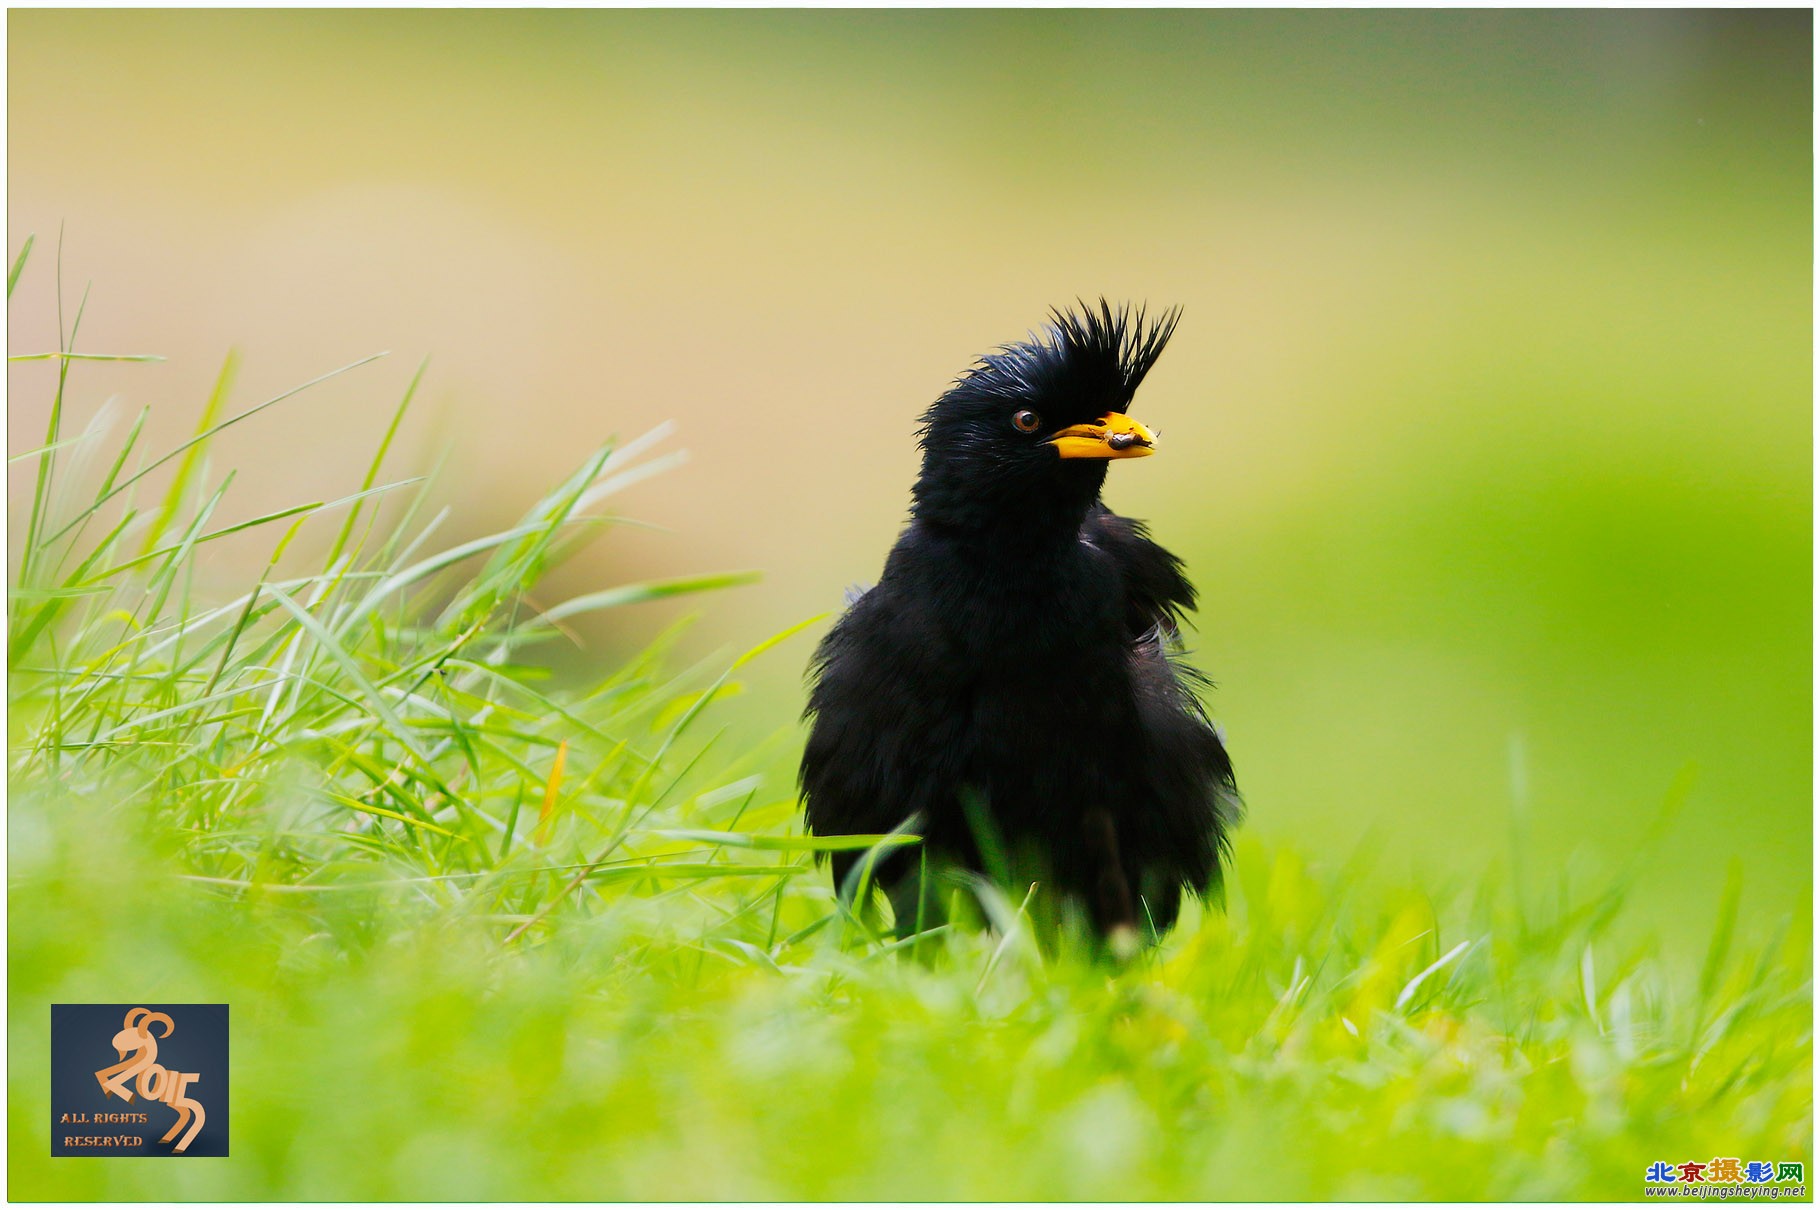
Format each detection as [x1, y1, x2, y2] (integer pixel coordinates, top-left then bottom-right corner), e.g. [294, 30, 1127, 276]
[91, 479, 421, 584]
[326, 357, 425, 572]
[532, 571, 762, 627]
[8, 232, 34, 297]
[8, 350, 164, 363]
[140, 351, 237, 554]
[265, 585, 434, 769]
[40, 352, 389, 547]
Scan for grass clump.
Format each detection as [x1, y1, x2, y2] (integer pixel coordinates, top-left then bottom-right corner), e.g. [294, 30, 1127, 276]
[7, 256, 1811, 1199]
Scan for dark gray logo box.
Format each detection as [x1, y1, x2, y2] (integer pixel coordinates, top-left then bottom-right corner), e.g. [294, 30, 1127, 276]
[50, 1004, 229, 1157]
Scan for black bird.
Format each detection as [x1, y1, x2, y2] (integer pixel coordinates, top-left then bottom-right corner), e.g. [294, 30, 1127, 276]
[800, 302, 1238, 949]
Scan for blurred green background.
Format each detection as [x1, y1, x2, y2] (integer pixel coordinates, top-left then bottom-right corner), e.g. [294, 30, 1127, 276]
[8, 9, 1810, 943]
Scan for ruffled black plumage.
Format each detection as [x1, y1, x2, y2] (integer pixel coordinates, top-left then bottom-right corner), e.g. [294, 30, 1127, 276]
[801, 302, 1238, 948]
[929, 300, 1182, 415]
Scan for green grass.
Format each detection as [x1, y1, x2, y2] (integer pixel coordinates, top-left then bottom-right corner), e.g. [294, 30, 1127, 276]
[7, 255, 1811, 1200]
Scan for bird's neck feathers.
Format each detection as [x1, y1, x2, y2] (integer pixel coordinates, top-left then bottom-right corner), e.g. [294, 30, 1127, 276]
[909, 458, 1107, 548]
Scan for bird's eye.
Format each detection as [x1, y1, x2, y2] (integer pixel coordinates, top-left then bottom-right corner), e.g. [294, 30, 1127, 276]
[1012, 410, 1042, 433]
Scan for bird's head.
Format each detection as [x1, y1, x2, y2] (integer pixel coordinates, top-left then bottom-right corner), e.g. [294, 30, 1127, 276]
[911, 301, 1179, 532]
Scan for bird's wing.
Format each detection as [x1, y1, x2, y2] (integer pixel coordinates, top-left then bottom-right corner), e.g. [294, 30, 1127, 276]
[1084, 505, 1240, 918]
[799, 578, 964, 893]
[1082, 505, 1197, 644]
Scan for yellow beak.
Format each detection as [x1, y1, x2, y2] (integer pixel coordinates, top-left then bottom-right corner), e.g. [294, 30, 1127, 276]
[1049, 411, 1158, 460]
